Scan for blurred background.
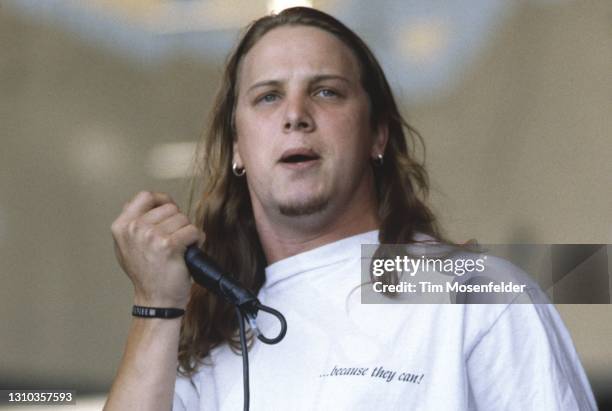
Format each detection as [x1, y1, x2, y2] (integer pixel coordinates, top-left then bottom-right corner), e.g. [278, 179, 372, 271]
[1, 0, 611, 409]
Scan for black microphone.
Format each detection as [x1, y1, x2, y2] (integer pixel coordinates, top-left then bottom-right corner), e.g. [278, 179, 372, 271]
[184, 244, 287, 345]
[184, 245, 259, 313]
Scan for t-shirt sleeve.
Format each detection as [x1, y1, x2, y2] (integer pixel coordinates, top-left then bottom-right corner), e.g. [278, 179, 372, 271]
[172, 373, 200, 411]
[466, 301, 597, 410]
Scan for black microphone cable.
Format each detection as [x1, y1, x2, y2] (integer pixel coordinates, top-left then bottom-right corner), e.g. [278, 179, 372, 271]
[236, 306, 250, 411]
[184, 245, 287, 411]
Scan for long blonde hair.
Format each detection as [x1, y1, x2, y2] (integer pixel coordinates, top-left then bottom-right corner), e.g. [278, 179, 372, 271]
[178, 7, 441, 375]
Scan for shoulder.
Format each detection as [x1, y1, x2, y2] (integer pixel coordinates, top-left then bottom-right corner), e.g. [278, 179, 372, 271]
[412, 237, 550, 305]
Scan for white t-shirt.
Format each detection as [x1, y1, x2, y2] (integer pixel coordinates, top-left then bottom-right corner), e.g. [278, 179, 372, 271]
[173, 230, 597, 410]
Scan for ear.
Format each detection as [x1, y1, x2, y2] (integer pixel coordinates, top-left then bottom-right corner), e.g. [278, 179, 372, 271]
[370, 123, 389, 159]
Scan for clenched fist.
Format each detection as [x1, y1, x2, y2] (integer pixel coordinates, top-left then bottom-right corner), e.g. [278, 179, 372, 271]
[110, 191, 204, 309]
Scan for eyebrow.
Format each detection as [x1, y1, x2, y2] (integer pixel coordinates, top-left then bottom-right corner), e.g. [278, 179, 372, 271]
[246, 74, 351, 94]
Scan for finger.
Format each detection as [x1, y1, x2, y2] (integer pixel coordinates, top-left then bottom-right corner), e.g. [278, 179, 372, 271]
[155, 213, 190, 235]
[170, 224, 202, 250]
[121, 191, 175, 221]
[140, 202, 180, 225]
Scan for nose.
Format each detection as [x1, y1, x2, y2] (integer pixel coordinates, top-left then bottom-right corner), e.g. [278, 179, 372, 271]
[283, 94, 315, 133]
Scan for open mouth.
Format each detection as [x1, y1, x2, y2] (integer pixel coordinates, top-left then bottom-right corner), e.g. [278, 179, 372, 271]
[281, 154, 319, 163]
[279, 149, 320, 165]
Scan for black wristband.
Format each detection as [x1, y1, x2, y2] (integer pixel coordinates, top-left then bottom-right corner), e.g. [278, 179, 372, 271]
[132, 305, 185, 319]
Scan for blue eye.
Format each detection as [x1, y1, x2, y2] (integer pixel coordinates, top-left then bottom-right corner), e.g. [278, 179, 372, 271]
[317, 88, 338, 98]
[259, 93, 279, 103]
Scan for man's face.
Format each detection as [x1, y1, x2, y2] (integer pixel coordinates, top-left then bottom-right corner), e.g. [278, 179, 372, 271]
[234, 25, 386, 222]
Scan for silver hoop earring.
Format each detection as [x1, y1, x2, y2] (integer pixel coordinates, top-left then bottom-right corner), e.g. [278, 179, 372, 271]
[373, 153, 384, 167]
[232, 162, 245, 177]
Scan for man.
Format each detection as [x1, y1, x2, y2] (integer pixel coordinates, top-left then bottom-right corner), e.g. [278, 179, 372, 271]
[105, 7, 596, 410]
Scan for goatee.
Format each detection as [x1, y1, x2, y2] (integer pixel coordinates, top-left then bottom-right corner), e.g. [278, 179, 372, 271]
[278, 194, 329, 217]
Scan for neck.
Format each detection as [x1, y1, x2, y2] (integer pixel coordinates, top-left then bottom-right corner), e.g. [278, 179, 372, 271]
[258, 213, 379, 265]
